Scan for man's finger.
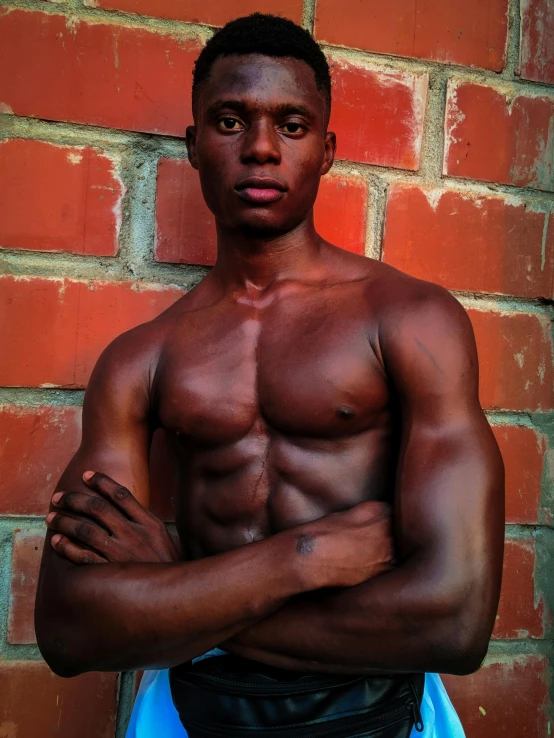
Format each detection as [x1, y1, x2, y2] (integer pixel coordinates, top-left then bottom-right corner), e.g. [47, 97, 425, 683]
[82, 471, 149, 523]
[50, 533, 107, 565]
[52, 490, 124, 534]
[46, 511, 113, 554]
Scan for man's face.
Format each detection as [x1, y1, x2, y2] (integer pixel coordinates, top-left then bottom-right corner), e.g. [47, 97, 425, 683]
[187, 54, 336, 236]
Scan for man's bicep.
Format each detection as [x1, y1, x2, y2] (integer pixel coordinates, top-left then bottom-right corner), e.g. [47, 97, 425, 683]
[58, 329, 153, 507]
[382, 287, 504, 600]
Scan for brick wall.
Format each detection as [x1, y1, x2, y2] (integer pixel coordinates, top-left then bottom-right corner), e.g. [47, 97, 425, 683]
[0, 1, 553, 735]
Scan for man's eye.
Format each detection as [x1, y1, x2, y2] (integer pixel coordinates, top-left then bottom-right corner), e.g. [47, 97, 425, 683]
[282, 122, 304, 134]
[219, 118, 241, 131]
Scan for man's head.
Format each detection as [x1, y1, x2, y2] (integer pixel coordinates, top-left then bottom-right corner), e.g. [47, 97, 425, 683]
[186, 14, 336, 238]
[192, 14, 332, 126]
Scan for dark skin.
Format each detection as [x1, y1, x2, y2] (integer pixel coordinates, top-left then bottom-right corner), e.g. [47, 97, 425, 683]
[35, 54, 504, 678]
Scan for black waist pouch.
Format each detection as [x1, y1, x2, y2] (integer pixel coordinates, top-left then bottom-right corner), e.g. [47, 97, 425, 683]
[170, 655, 424, 737]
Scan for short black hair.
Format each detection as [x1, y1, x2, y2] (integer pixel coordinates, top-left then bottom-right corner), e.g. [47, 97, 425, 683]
[192, 13, 331, 123]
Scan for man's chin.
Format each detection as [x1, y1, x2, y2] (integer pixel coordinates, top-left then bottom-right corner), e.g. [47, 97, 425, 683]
[231, 213, 299, 240]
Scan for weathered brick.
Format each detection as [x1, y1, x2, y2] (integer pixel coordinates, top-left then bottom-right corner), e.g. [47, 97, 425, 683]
[155, 158, 217, 267]
[519, 0, 554, 84]
[0, 276, 183, 388]
[444, 81, 554, 192]
[0, 661, 118, 738]
[493, 538, 545, 639]
[0, 139, 123, 256]
[315, 0, 509, 71]
[155, 160, 369, 264]
[84, 0, 303, 25]
[382, 184, 554, 298]
[442, 655, 550, 738]
[0, 405, 81, 515]
[492, 425, 546, 525]
[468, 309, 553, 412]
[315, 174, 368, 255]
[8, 531, 44, 645]
[328, 58, 428, 170]
[0, 10, 200, 135]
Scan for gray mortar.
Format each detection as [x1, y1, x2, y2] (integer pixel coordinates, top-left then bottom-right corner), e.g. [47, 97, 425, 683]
[302, 0, 315, 34]
[0, 389, 85, 406]
[0, 518, 45, 662]
[116, 671, 137, 738]
[505, 0, 522, 79]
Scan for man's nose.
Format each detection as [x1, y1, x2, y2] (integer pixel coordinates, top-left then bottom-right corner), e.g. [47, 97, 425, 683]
[240, 120, 281, 164]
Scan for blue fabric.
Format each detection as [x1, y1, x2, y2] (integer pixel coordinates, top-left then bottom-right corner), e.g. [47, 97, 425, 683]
[126, 652, 465, 737]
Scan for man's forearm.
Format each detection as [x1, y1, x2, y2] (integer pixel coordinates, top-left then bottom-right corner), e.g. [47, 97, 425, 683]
[224, 553, 489, 676]
[36, 529, 313, 677]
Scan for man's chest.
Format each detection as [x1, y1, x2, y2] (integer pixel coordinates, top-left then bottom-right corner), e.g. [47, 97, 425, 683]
[154, 295, 391, 444]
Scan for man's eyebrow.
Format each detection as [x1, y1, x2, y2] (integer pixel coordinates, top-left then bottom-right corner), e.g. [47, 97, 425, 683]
[206, 99, 246, 116]
[274, 102, 315, 119]
[205, 99, 316, 119]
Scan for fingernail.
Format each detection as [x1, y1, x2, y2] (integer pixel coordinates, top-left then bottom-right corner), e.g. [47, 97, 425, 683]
[52, 492, 63, 505]
[83, 471, 94, 481]
[51, 534, 61, 545]
[46, 512, 55, 524]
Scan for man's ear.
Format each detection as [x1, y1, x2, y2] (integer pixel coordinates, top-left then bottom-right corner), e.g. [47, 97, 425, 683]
[186, 125, 198, 170]
[320, 131, 336, 176]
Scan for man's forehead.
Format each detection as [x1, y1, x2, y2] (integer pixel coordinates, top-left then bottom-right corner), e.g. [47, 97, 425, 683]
[200, 54, 324, 110]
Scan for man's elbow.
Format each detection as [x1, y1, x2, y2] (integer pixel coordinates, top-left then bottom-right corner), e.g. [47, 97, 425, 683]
[35, 595, 92, 678]
[429, 595, 493, 675]
[35, 630, 86, 678]
[35, 616, 86, 678]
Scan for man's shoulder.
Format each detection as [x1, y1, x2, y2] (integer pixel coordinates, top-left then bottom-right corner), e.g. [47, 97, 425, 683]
[342, 255, 474, 351]
[338, 253, 463, 320]
[92, 293, 188, 381]
[365, 262, 476, 376]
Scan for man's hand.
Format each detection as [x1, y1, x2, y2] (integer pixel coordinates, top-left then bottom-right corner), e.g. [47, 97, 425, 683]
[46, 471, 180, 565]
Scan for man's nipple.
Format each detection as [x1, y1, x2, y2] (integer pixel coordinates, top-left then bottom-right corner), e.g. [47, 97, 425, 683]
[336, 405, 355, 419]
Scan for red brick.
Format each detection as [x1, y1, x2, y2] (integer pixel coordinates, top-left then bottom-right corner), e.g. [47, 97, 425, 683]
[0, 10, 200, 135]
[155, 158, 217, 267]
[315, 0, 508, 72]
[315, 174, 368, 255]
[519, 0, 554, 84]
[155, 161, 369, 264]
[0, 661, 118, 738]
[442, 655, 550, 738]
[468, 310, 553, 412]
[328, 58, 428, 170]
[8, 531, 44, 645]
[0, 276, 183, 388]
[493, 538, 545, 639]
[444, 81, 554, 192]
[0, 139, 123, 256]
[0, 405, 81, 515]
[84, 0, 303, 25]
[382, 184, 554, 298]
[492, 426, 546, 524]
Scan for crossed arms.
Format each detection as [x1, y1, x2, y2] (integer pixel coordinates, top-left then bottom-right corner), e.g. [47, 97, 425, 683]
[35, 287, 504, 677]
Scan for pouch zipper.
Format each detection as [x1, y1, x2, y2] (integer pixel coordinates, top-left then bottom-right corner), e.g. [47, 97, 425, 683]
[408, 681, 424, 732]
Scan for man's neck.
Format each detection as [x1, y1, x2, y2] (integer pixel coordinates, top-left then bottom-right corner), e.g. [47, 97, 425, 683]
[211, 215, 323, 294]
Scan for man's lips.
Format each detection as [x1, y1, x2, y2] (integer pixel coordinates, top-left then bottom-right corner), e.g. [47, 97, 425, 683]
[236, 187, 284, 203]
[235, 177, 286, 205]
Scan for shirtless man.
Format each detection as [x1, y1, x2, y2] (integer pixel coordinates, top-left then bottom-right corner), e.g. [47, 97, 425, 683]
[35, 13, 504, 737]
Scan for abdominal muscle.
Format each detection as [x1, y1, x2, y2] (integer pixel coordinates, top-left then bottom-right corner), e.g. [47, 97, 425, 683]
[172, 421, 396, 561]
